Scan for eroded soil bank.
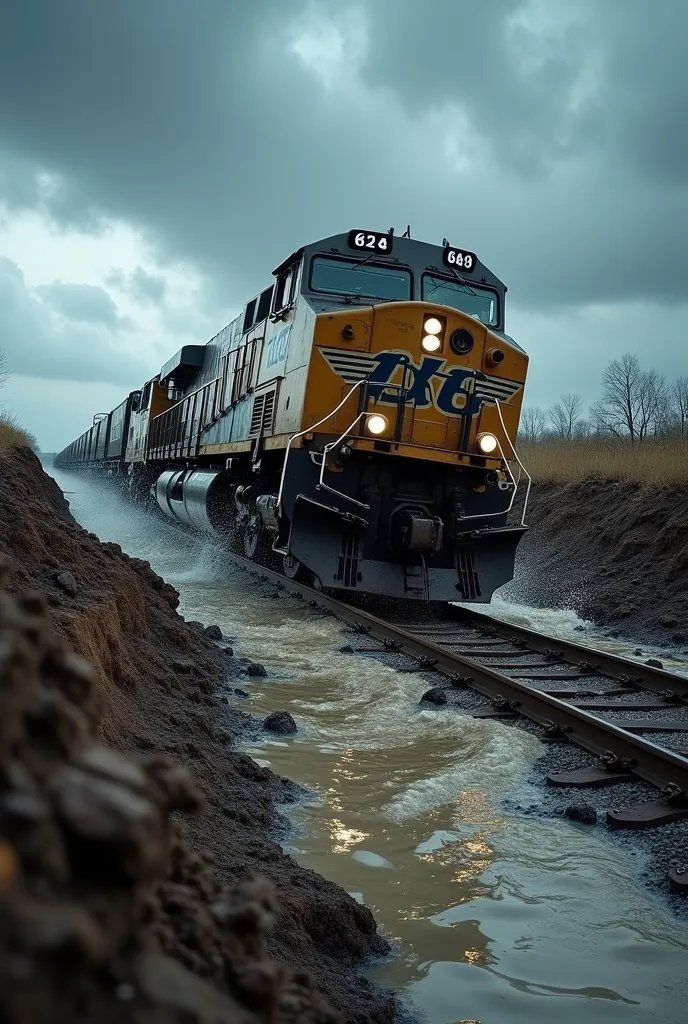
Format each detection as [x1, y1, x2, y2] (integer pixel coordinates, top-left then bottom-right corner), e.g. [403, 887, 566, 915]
[507, 480, 688, 645]
[0, 447, 395, 1024]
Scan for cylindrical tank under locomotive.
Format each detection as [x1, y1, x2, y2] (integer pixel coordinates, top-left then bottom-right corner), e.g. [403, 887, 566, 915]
[56, 228, 530, 603]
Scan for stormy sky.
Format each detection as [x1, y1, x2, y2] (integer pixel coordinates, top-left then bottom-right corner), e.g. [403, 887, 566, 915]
[0, 0, 686, 451]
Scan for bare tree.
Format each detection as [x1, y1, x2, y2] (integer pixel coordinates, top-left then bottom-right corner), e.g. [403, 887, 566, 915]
[519, 406, 546, 443]
[0, 349, 8, 388]
[672, 376, 688, 439]
[636, 367, 668, 440]
[549, 393, 583, 440]
[592, 353, 667, 442]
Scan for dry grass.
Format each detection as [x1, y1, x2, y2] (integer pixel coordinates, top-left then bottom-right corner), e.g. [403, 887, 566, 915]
[0, 411, 37, 453]
[519, 437, 688, 485]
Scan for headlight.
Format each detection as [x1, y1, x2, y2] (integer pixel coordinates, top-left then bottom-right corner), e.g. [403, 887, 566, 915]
[423, 317, 443, 335]
[421, 334, 442, 352]
[366, 414, 388, 435]
[477, 432, 499, 454]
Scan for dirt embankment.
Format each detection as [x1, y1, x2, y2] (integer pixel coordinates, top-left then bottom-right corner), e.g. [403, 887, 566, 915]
[510, 480, 688, 644]
[0, 448, 395, 1024]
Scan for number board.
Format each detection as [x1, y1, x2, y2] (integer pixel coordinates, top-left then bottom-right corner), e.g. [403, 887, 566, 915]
[442, 246, 478, 272]
[347, 229, 393, 254]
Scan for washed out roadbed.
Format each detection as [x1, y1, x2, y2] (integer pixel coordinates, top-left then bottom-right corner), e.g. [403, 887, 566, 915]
[0, 447, 395, 1024]
[508, 480, 688, 646]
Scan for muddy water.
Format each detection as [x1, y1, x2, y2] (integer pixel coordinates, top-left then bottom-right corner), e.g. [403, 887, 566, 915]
[49, 468, 688, 1024]
[483, 596, 688, 678]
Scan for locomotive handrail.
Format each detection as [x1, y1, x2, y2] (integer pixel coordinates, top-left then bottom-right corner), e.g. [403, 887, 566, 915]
[316, 383, 408, 510]
[275, 379, 408, 519]
[455, 399, 531, 527]
[276, 378, 368, 517]
[148, 374, 222, 460]
[495, 397, 531, 524]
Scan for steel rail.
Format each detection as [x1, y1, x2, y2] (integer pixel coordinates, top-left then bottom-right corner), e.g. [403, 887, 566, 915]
[228, 552, 688, 794]
[444, 605, 688, 696]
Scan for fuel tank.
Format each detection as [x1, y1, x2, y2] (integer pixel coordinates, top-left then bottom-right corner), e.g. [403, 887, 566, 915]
[153, 468, 234, 535]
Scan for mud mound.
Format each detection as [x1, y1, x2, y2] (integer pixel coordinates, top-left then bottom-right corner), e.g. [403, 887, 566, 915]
[0, 448, 227, 747]
[0, 449, 395, 1023]
[511, 481, 688, 643]
[0, 570, 343, 1022]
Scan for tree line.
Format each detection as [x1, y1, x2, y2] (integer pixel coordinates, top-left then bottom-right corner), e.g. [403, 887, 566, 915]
[520, 354, 688, 444]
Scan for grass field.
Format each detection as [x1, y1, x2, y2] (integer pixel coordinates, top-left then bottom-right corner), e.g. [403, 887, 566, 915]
[0, 411, 37, 453]
[519, 437, 688, 485]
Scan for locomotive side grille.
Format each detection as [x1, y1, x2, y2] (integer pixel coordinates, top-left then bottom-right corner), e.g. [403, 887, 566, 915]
[455, 545, 480, 600]
[337, 533, 361, 588]
[249, 389, 276, 437]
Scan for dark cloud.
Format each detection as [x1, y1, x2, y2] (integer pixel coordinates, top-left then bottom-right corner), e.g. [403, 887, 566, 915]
[357, 0, 592, 172]
[0, 257, 151, 384]
[107, 266, 167, 305]
[0, 0, 686, 324]
[36, 281, 132, 330]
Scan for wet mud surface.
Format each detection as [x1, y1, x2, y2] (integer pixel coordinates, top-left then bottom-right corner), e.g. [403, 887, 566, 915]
[508, 481, 688, 646]
[0, 449, 395, 1024]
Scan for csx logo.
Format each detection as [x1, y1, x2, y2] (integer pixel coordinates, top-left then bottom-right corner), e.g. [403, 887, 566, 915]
[266, 325, 292, 369]
[318, 347, 521, 416]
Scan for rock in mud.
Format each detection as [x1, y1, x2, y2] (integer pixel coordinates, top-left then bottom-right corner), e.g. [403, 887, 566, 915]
[263, 711, 297, 734]
[646, 658, 664, 669]
[233, 688, 250, 698]
[420, 688, 447, 706]
[246, 662, 267, 677]
[204, 624, 223, 640]
[565, 802, 597, 825]
[54, 569, 78, 597]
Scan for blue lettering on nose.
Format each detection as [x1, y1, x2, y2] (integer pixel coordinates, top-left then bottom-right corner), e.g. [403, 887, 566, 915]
[367, 352, 447, 408]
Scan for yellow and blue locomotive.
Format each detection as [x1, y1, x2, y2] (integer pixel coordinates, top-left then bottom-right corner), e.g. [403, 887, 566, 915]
[56, 228, 529, 602]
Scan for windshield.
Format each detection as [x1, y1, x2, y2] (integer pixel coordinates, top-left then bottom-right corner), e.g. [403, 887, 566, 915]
[311, 256, 411, 302]
[422, 274, 499, 326]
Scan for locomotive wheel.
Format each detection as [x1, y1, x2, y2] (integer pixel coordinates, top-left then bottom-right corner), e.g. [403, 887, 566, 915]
[243, 513, 263, 559]
[282, 553, 307, 581]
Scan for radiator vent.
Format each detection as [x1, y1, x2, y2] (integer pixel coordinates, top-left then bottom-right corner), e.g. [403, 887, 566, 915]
[249, 389, 276, 437]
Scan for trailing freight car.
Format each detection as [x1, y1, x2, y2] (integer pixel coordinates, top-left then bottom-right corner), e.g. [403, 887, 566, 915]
[56, 228, 530, 602]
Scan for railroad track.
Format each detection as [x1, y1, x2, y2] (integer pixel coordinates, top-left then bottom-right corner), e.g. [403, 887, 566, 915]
[229, 552, 688, 895]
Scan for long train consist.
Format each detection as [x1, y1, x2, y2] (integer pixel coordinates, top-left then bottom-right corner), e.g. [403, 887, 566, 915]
[56, 228, 530, 602]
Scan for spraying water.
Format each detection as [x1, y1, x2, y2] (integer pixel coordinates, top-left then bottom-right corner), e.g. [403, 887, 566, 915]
[47, 466, 688, 1024]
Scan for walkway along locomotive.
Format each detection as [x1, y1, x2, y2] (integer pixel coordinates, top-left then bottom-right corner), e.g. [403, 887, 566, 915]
[55, 228, 531, 601]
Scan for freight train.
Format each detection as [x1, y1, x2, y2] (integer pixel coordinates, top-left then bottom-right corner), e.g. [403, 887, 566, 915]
[55, 228, 530, 602]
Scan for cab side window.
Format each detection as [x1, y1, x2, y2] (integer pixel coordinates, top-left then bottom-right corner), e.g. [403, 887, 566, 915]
[273, 261, 300, 315]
